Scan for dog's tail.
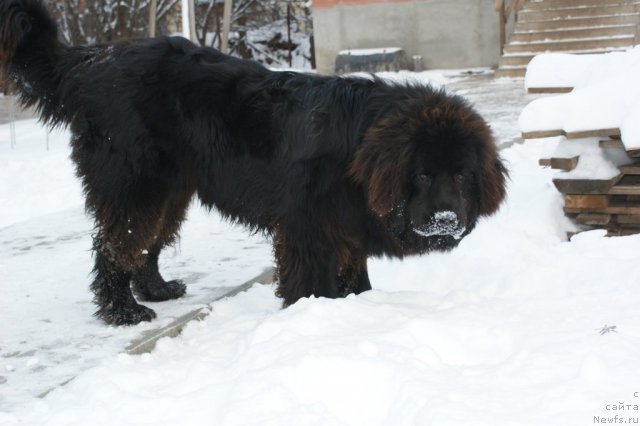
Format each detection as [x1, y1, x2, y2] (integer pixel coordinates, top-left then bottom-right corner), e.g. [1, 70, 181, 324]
[0, 0, 66, 124]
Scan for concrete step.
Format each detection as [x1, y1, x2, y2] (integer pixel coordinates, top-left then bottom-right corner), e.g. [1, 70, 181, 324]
[496, 0, 640, 81]
[509, 25, 636, 42]
[499, 54, 537, 67]
[516, 14, 640, 31]
[498, 46, 628, 67]
[504, 35, 635, 53]
[519, 4, 638, 22]
[523, 0, 636, 11]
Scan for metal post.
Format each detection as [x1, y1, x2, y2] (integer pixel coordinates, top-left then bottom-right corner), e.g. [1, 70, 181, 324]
[412, 55, 423, 72]
[499, 1, 506, 55]
[221, 0, 233, 53]
[149, 0, 157, 37]
[181, 0, 191, 40]
[286, 1, 292, 67]
[188, 0, 196, 42]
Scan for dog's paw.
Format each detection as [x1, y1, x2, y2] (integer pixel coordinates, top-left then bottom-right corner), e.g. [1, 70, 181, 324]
[97, 303, 157, 326]
[132, 279, 186, 302]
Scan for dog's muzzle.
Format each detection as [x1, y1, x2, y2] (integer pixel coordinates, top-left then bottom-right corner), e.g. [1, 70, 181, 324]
[413, 211, 466, 240]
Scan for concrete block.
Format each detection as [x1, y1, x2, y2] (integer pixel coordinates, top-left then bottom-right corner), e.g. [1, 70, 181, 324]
[334, 47, 411, 74]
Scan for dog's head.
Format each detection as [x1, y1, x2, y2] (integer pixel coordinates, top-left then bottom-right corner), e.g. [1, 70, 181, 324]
[349, 85, 508, 254]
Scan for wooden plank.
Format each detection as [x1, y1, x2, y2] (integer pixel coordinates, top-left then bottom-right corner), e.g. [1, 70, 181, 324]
[605, 201, 640, 215]
[527, 87, 573, 94]
[600, 139, 625, 149]
[616, 215, 640, 225]
[564, 196, 640, 215]
[564, 195, 609, 210]
[607, 229, 640, 237]
[609, 175, 640, 195]
[628, 149, 640, 158]
[553, 175, 620, 195]
[523, 130, 565, 139]
[523, 128, 620, 140]
[565, 206, 640, 215]
[619, 164, 640, 175]
[566, 128, 621, 139]
[575, 213, 611, 226]
[609, 187, 640, 195]
[539, 156, 579, 171]
[620, 176, 640, 185]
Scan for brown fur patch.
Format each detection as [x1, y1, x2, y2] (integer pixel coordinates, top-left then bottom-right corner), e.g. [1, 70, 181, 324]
[349, 93, 507, 220]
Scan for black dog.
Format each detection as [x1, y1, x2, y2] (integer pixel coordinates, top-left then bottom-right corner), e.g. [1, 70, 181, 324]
[0, 0, 507, 325]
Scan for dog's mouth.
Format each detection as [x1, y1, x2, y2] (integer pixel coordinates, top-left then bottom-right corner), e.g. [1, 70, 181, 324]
[413, 211, 466, 240]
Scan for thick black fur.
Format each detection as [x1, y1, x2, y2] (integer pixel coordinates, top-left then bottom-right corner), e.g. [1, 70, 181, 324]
[1, 0, 508, 325]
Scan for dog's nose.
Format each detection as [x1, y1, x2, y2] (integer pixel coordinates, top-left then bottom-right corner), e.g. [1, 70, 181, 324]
[433, 210, 459, 228]
[413, 210, 466, 239]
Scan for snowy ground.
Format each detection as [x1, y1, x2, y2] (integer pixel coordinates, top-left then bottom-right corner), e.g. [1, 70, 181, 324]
[1, 73, 640, 425]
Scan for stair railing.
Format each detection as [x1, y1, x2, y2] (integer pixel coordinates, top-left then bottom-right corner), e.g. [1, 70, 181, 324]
[495, 0, 526, 54]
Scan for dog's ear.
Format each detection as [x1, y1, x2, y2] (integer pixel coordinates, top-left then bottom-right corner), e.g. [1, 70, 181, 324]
[477, 141, 508, 216]
[349, 115, 413, 217]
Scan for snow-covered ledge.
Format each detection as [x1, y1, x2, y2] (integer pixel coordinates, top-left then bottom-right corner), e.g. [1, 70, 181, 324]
[519, 46, 640, 151]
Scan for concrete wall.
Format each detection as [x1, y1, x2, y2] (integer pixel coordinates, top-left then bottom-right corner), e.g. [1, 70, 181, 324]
[313, 0, 500, 74]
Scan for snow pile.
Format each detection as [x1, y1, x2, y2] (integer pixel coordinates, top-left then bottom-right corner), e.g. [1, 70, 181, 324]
[2, 79, 640, 425]
[545, 136, 632, 181]
[519, 46, 640, 150]
[3, 133, 640, 425]
[524, 53, 615, 90]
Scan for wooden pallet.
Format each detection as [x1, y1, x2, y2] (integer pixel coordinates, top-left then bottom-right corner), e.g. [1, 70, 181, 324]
[553, 175, 621, 195]
[522, 128, 621, 140]
[525, 79, 640, 235]
[524, 128, 640, 159]
[553, 167, 640, 235]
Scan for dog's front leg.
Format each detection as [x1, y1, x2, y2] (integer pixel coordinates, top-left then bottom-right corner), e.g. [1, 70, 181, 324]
[337, 256, 372, 297]
[273, 229, 340, 307]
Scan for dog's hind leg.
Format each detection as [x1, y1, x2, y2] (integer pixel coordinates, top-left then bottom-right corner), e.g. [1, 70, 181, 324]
[130, 244, 186, 302]
[72, 126, 190, 324]
[88, 189, 175, 325]
[91, 226, 160, 326]
[131, 190, 193, 302]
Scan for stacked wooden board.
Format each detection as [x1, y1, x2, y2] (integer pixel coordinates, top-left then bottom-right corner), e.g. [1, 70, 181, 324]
[535, 127, 640, 236]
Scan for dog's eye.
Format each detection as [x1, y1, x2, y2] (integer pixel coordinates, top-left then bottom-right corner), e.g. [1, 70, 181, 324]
[415, 173, 432, 187]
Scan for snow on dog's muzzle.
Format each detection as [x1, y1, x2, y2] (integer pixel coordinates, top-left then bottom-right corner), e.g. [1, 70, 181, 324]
[413, 211, 466, 240]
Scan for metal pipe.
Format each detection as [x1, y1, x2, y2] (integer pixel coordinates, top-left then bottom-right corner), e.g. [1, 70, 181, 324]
[221, 0, 233, 53]
[149, 0, 157, 37]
